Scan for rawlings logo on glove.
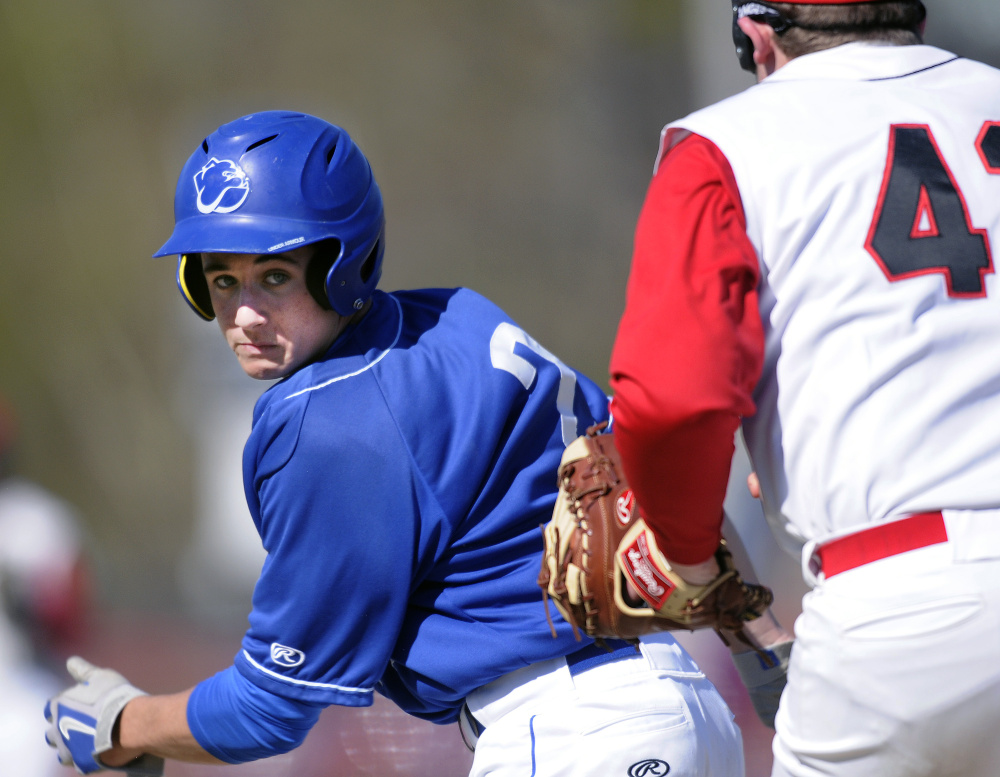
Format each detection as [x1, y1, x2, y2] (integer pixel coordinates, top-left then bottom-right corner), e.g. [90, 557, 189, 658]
[620, 526, 675, 607]
[538, 424, 774, 644]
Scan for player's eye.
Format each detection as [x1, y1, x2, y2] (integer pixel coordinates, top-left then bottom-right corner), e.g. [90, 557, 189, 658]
[263, 269, 291, 286]
[210, 274, 237, 290]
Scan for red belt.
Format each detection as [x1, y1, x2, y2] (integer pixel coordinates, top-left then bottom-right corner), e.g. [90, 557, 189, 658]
[815, 511, 948, 578]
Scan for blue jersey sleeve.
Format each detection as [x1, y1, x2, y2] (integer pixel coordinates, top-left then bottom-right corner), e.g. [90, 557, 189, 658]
[188, 666, 323, 763]
[235, 377, 435, 706]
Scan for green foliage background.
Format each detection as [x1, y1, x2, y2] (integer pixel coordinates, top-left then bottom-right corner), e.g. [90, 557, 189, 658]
[0, 0, 689, 607]
[0, 0, 986, 609]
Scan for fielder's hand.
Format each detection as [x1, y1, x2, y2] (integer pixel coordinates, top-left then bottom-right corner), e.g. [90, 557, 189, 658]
[44, 656, 164, 776]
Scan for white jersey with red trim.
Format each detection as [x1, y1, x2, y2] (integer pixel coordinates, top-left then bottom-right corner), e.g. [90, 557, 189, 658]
[662, 43, 1000, 553]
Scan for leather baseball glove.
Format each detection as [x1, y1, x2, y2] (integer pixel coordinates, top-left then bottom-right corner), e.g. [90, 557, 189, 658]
[538, 424, 773, 644]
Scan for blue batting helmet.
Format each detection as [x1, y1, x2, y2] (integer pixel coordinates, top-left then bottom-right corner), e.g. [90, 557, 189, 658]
[154, 111, 385, 319]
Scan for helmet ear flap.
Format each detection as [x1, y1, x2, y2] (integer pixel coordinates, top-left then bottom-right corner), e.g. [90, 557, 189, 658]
[305, 239, 341, 311]
[306, 234, 383, 314]
[359, 239, 381, 285]
[177, 254, 215, 321]
[732, 12, 757, 72]
[325, 222, 385, 314]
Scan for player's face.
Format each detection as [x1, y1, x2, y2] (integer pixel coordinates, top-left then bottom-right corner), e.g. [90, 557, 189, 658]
[202, 248, 345, 380]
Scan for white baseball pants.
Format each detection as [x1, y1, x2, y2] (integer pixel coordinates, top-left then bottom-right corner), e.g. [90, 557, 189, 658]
[464, 633, 744, 777]
[773, 508, 1000, 777]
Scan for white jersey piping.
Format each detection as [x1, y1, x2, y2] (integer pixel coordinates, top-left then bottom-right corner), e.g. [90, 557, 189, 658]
[283, 294, 403, 400]
[241, 650, 373, 695]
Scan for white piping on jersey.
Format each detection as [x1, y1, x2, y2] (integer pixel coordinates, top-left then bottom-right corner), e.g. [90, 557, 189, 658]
[241, 650, 373, 695]
[283, 294, 403, 399]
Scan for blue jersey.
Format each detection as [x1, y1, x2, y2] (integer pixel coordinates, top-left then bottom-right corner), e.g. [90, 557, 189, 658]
[233, 288, 609, 723]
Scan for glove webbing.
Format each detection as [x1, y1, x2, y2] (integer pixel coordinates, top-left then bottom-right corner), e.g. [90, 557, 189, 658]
[540, 522, 585, 642]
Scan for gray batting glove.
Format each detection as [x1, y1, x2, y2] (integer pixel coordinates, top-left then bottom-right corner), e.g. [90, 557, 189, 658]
[729, 638, 793, 729]
[44, 656, 164, 776]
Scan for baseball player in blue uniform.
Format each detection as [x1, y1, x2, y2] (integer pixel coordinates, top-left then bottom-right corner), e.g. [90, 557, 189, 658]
[43, 111, 744, 777]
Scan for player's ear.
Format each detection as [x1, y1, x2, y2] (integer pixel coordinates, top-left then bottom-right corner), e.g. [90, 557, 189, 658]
[736, 16, 777, 68]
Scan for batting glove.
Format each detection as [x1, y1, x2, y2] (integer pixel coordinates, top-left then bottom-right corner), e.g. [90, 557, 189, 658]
[44, 656, 164, 776]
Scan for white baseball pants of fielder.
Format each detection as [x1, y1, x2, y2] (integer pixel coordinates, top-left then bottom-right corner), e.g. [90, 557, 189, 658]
[464, 633, 744, 777]
[773, 508, 1000, 777]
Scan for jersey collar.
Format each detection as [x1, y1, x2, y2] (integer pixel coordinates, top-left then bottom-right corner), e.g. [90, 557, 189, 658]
[763, 43, 959, 84]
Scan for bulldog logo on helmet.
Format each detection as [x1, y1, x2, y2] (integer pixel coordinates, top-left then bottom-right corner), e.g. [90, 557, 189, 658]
[194, 157, 251, 214]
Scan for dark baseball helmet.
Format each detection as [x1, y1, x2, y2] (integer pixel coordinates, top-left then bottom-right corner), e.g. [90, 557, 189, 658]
[731, 3, 791, 72]
[154, 111, 385, 319]
[730, 0, 926, 73]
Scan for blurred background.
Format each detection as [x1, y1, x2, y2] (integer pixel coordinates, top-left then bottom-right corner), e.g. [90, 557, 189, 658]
[0, 1, 995, 775]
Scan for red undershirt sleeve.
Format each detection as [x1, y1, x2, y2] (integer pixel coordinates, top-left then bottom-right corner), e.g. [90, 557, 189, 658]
[609, 132, 764, 564]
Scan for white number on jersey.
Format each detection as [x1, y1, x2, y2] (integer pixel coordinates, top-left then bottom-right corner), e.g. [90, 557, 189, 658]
[489, 322, 578, 446]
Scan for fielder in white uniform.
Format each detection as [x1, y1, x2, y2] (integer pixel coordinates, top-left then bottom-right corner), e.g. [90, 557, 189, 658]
[608, 2, 1000, 775]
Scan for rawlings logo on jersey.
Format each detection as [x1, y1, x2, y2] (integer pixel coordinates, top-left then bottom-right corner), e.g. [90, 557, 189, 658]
[615, 489, 636, 527]
[194, 157, 251, 214]
[621, 530, 675, 609]
[270, 643, 305, 667]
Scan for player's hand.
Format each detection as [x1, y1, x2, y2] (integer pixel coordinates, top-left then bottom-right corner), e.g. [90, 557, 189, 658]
[720, 607, 791, 654]
[44, 656, 164, 775]
[623, 555, 721, 604]
[666, 555, 722, 585]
